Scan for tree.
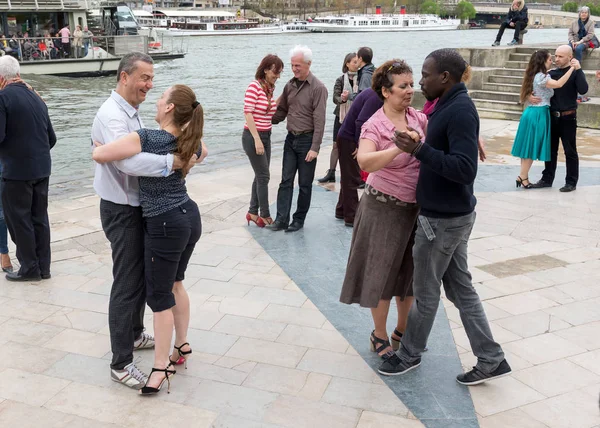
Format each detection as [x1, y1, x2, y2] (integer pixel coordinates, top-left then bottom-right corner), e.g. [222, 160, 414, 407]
[585, 3, 600, 16]
[561, 2, 578, 13]
[421, 0, 440, 15]
[455, 1, 476, 21]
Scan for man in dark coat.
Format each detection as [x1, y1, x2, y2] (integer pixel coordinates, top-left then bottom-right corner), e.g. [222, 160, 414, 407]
[0, 56, 56, 281]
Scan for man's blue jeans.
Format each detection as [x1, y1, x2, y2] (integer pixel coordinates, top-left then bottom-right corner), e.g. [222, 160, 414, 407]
[399, 212, 505, 374]
[571, 42, 587, 62]
[274, 132, 317, 225]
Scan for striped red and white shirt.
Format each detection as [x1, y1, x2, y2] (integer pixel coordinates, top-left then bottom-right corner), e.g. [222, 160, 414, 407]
[244, 80, 277, 131]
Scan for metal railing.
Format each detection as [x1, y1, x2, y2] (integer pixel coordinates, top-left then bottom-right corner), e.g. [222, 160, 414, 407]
[0, 35, 149, 62]
[153, 32, 189, 55]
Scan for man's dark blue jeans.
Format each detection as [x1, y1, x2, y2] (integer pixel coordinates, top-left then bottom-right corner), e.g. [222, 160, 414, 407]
[274, 132, 318, 226]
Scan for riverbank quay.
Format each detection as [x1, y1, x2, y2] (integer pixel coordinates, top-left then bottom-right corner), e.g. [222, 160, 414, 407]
[0, 118, 600, 427]
[459, 43, 600, 128]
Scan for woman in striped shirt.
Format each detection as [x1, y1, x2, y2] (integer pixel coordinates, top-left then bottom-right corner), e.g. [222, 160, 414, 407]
[243, 54, 284, 227]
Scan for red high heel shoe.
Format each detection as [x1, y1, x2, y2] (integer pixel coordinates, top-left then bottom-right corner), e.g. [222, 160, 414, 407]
[246, 213, 266, 228]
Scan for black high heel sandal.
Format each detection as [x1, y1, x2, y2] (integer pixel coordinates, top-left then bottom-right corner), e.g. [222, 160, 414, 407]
[140, 367, 176, 395]
[369, 331, 393, 360]
[516, 176, 531, 189]
[169, 342, 193, 369]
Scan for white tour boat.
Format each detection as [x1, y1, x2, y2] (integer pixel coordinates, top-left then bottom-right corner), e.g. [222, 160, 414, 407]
[281, 21, 311, 33]
[159, 21, 283, 37]
[134, 9, 284, 36]
[307, 14, 460, 32]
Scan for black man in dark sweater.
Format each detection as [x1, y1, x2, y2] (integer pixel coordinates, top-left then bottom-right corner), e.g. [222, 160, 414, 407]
[531, 45, 588, 192]
[378, 49, 511, 386]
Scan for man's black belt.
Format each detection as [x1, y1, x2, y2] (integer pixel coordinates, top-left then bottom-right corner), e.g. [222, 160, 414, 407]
[551, 110, 576, 117]
[290, 130, 314, 135]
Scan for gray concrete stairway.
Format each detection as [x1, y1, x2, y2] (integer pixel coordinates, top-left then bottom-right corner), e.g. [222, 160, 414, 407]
[470, 48, 529, 121]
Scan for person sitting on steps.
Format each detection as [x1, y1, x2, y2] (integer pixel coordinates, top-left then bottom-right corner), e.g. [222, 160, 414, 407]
[492, 0, 528, 47]
[568, 6, 597, 63]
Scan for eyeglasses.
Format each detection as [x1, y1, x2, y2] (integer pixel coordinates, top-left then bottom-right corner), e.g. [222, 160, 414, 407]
[387, 62, 402, 72]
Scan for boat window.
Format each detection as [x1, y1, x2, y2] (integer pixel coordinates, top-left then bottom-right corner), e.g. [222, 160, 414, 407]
[393, 20, 398, 25]
[403, 20, 409, 26]
[370, 21, 378, 25]
[413, 20, 419, 25]
[421, 20, 427, 24]
[382, 20, 390, 25]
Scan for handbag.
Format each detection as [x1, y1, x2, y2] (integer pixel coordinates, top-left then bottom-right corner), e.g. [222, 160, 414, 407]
[587, 34, 600, 49]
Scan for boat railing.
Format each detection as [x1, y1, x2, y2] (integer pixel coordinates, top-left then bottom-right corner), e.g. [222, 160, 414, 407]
[1, 35, 150, 62]
[152, 32, 189, 55]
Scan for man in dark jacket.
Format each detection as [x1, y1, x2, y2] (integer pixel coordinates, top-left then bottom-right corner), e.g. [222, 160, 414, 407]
[356, 46, 375, 94]
[379, 49, 511, 386]
[0, 56, 56, 281]
[492, 0, 528, 46]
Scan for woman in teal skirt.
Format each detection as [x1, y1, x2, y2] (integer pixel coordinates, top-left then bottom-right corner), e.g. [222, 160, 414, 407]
[511, 50, 577, 188]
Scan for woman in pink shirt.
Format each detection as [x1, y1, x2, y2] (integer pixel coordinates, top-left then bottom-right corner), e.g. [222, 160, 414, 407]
[340, 60, 427, 361]
[242, 54, 284, 227]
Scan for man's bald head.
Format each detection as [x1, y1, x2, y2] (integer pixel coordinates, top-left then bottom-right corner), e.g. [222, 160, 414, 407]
[554, 45, 573, 68]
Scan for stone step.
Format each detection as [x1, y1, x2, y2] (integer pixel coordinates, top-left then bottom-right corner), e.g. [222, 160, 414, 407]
[492, 68, 526, 77]
[473, 98, 524, 112]
[482, 82, 522, 94]
[516, 47, 539, 54]
[505, 60, 528, 69]
[509, 52, 532, 61]
[489, 74, 523, 84]
[470, 90, 521, 102]
[476, 107, 523, 121]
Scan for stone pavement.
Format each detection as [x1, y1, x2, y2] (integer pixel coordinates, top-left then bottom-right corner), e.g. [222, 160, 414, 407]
[0, 118, 600, 427]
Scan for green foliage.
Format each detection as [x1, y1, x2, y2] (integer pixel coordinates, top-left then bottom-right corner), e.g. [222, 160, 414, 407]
[584, 3, 600, 16]
[421, 0, 440, 15]
[455, 1, 476, 20]
[561, 2, 578, 13]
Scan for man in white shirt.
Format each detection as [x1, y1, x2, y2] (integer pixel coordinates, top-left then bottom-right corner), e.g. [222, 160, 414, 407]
[92, 52, 181, 389]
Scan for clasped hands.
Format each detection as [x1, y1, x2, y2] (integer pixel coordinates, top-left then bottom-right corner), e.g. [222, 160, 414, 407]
[393, 128, 421, 154]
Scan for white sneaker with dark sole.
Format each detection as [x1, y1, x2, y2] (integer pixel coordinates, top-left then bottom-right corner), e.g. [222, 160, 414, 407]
[134, 332, 155, 350]
[111, 362, 148, 390]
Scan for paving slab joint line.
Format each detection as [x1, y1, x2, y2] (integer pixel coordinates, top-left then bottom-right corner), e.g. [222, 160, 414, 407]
[248, 187, 479, 428]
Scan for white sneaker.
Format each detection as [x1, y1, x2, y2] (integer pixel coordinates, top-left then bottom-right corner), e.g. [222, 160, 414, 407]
[134, 332, 155, 350]
[111, 362, 148, 390]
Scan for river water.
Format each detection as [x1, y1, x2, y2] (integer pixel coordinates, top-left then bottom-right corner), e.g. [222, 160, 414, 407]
[26, 28, 566, 198]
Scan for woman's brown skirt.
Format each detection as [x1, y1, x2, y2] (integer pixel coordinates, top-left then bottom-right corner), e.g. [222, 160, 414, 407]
[340, 185, 419, 308]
